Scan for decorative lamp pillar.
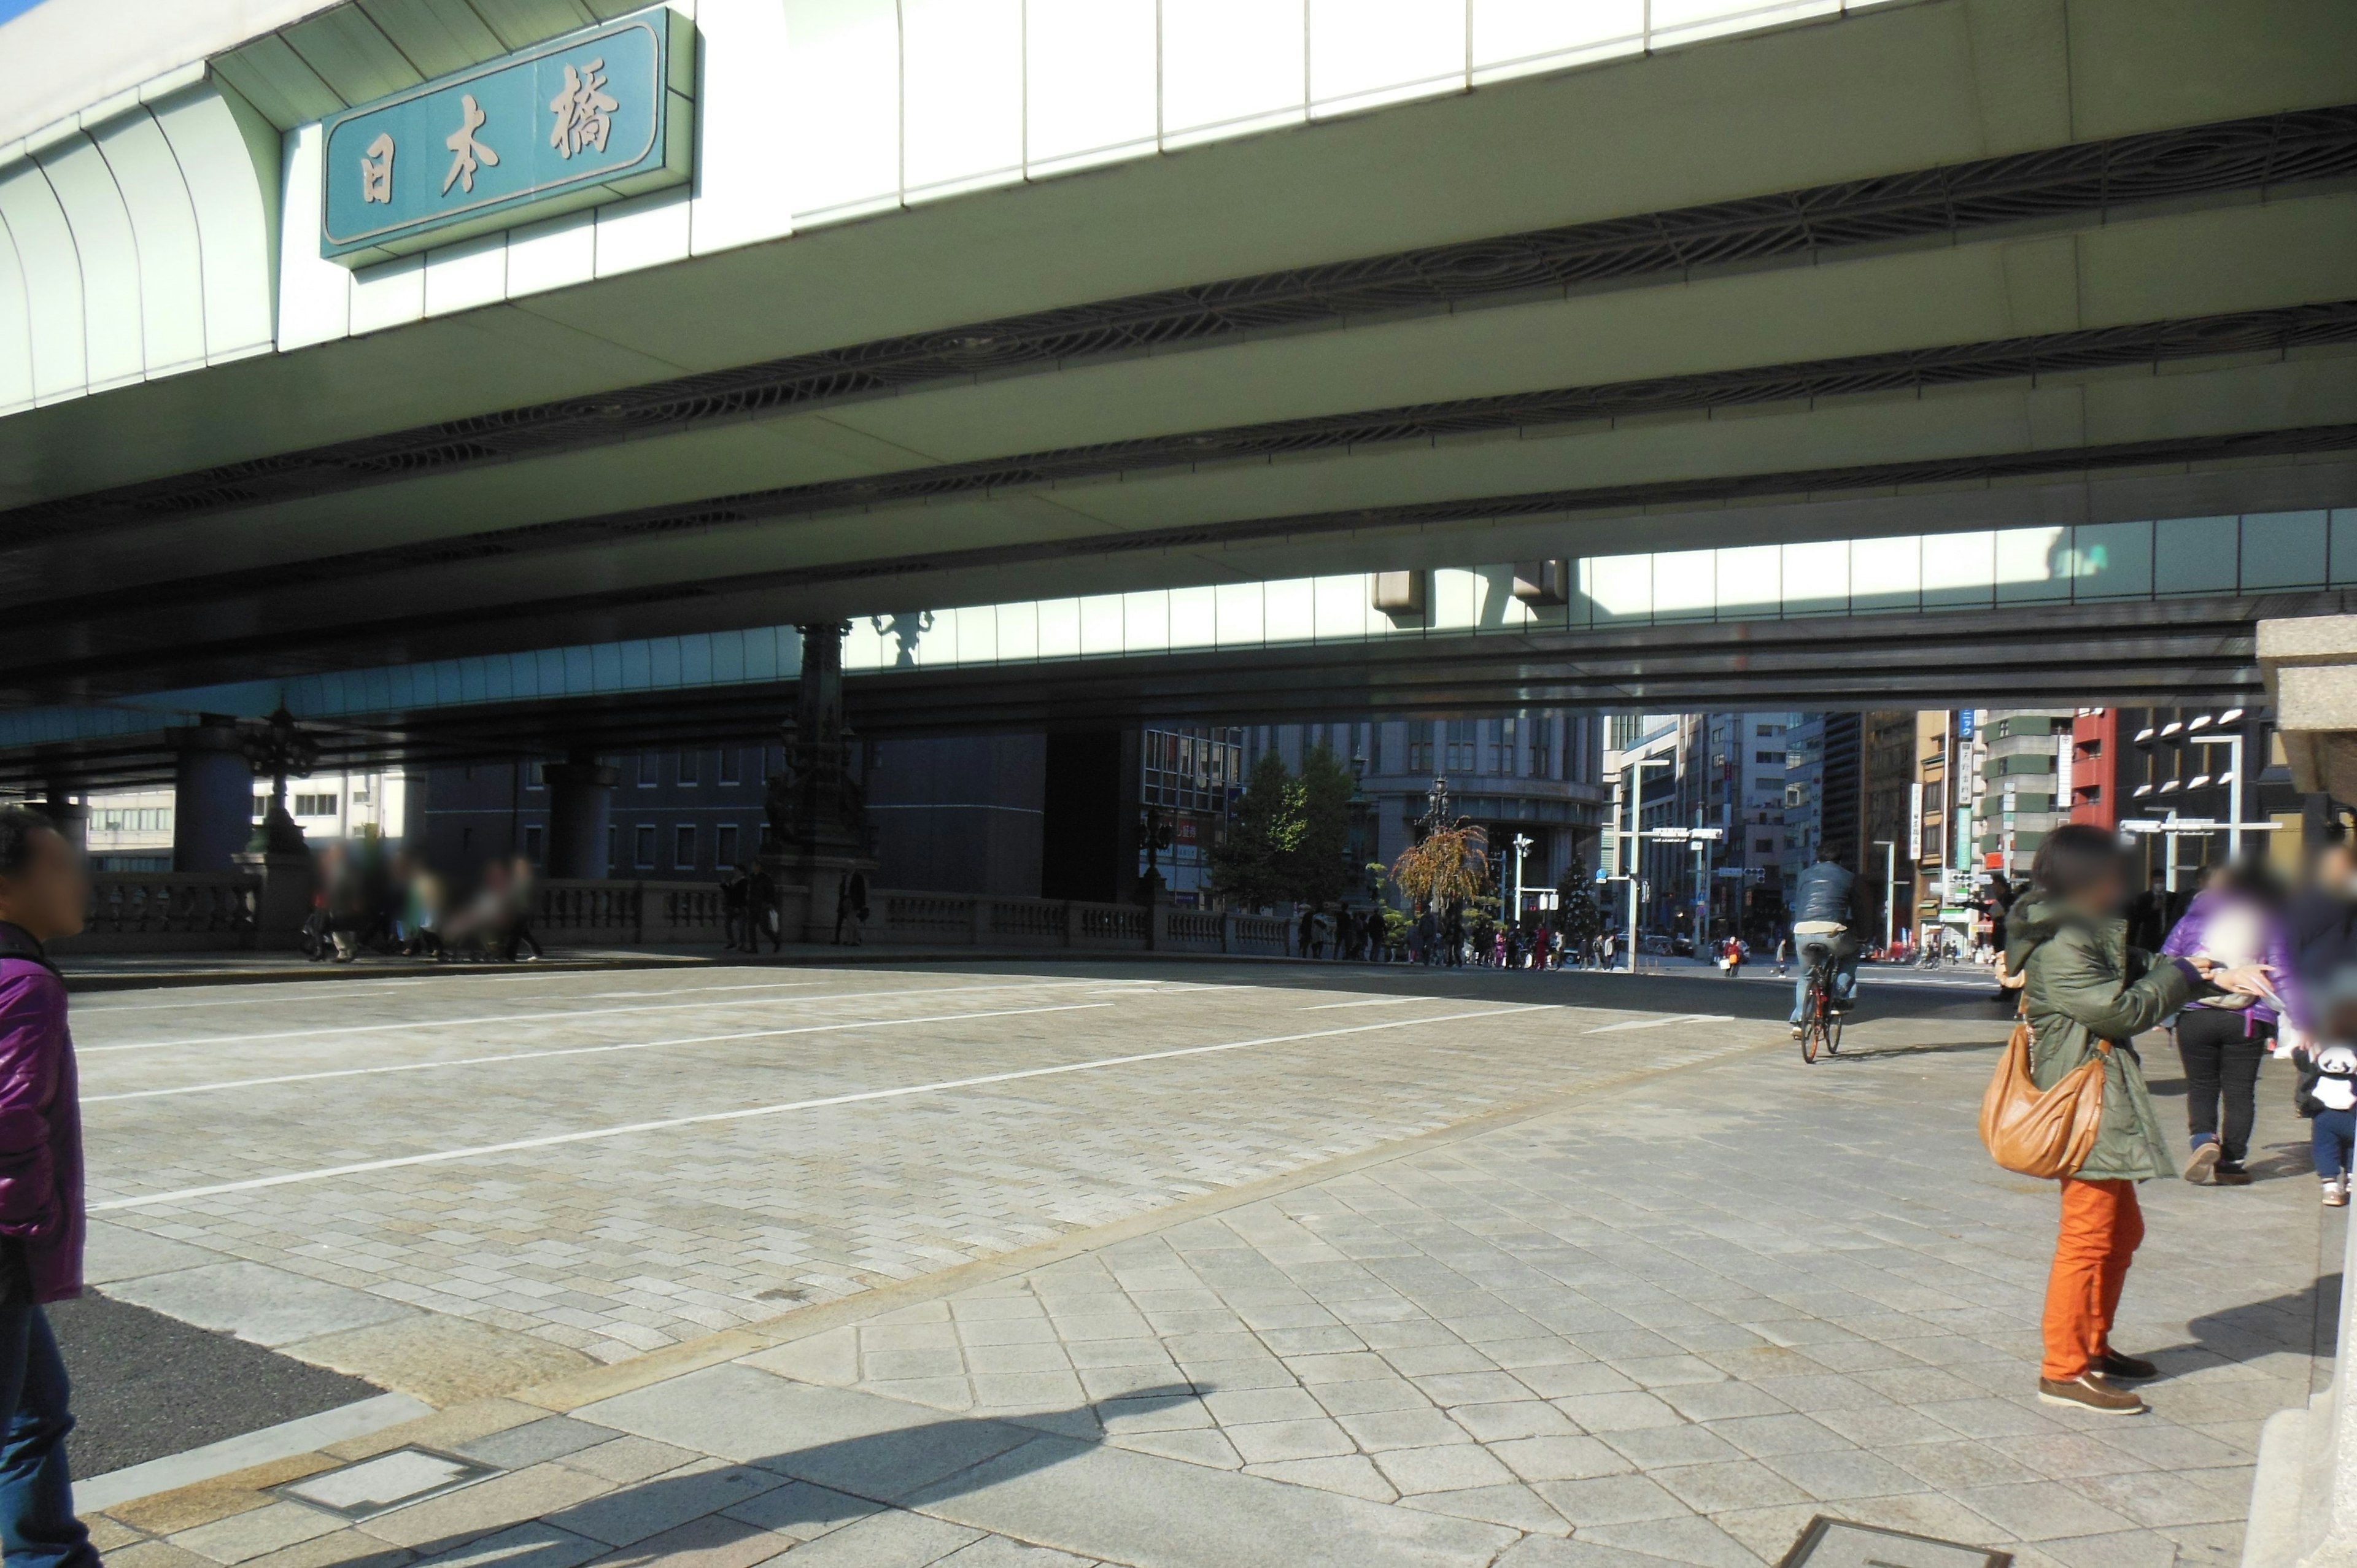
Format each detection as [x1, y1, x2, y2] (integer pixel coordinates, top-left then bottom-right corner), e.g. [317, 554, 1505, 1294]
[544, 747, 619, 879]
[761, 623, 877, 943]
[232, 707, 322, 948]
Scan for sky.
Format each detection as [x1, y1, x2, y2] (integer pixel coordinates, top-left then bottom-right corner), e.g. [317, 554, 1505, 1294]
[0, 0, 43, 25]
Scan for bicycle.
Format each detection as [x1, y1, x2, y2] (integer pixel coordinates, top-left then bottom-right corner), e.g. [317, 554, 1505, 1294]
[1798, 941, 1845, 1064]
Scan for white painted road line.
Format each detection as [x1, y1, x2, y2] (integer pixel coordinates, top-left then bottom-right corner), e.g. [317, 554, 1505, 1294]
[81, 1002, 1117, 1103]
[1297, 997, 1424, 1010]
[91, 1005, 1538, 1211]
[79, 978, 1116, 1055]
[1584, 1013, 1735, 1033]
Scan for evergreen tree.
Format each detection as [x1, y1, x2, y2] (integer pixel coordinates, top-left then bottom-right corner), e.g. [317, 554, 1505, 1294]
[1210, 751, 1302, 910]
[1287, 745, 1359, 908]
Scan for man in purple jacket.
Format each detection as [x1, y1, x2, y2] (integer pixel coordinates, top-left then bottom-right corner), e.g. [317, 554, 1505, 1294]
[0, 807, 96, 1567]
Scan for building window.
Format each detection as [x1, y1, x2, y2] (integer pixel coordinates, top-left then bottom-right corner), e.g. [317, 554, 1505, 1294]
[524, 761, 544, 790]
[1446, 720, 1476, 773]
[1408, 730, 1433, 774]
[607, 823, 617, 873]
[524, 824, 544, 864]
[353, 780, 372, 804]
[718, 749, 741, 786]
[678, 751, 699, 787]
[637, 755, 659, 788]
[1529, 716, 1552, 778]
[292, 793, 338, 817]
[1755, 837, 1775, 854]
[675, 824, 697, 870]
[1494, 717, 1518, 775]
[635, 824, 656, 867]
[1755, 750, 1781, 765]
[717, 823, 740, 868]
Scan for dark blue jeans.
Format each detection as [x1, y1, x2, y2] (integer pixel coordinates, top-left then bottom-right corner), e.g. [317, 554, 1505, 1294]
[0, 1305, 95, 1568]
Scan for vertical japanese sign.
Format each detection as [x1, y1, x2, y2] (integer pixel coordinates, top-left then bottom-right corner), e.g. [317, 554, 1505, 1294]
[321, 7, 694, 265]
[1908, 781, 1922, 860]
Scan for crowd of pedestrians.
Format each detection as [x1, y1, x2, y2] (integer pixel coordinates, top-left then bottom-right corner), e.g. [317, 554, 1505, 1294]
[305, 844, 540, 963]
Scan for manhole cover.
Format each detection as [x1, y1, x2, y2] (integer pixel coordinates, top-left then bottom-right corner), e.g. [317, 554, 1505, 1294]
[277, 1447, 500, 1520]
[1778, 1516, 2014, 1567]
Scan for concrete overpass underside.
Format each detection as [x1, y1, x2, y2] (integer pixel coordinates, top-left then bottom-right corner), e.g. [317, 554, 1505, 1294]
[1, 0, 2355, 771]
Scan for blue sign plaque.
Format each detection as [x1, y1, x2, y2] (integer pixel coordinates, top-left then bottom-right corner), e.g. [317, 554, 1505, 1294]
[320, 7, 694, 265]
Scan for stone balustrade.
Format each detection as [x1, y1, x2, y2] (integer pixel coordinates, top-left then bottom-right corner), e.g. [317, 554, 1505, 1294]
[56, 872, 259, 953]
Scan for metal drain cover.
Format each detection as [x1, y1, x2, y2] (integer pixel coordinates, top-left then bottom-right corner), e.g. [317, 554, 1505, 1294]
[1778, 1516, 2014, 1567]
[277, 1446, 500, 1520]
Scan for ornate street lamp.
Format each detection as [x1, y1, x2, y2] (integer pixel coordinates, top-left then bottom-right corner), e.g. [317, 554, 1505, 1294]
[241, 706, 320, 855]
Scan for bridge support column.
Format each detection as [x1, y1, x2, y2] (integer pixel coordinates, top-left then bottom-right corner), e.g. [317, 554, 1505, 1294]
[165, 717, 253, 874]
[762, 622, 877, 944]
[544, 749, 618, 879]
[34, 781, 85, 852]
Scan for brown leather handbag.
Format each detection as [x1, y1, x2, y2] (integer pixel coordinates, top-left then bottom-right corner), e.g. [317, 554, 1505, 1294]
[1980, 1000, 2110, 1179]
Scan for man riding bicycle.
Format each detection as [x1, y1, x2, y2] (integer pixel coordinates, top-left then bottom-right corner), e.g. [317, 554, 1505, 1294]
[1790, 846, 1861, 1038]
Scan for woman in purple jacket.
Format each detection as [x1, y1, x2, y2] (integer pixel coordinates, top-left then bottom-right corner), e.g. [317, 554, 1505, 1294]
[0, 807, 95, 1568]
[2162, 860, 2300, 1186]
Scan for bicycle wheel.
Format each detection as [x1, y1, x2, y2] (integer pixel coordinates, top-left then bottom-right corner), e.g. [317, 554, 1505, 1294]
[1798, 979, 1824, 1064]
[1825, 1008, 1843, 1056]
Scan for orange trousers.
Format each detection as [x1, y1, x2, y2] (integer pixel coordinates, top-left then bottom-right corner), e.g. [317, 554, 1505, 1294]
[2041, 1177, 2143, 1381]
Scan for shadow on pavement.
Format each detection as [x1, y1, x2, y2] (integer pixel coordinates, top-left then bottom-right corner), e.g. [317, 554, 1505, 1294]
[365, 1386, 1203, 1566]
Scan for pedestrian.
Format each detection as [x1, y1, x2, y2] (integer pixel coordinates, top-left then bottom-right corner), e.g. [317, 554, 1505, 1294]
[2291, 973, 2357, 1207]
[720, 864, 749, 951]
[1720, 933, 1743, 978]
[0, 806, 101, 1568]
[1297, 905, 1316, 959]
[745, 862, 781, 953]
[502, 853, 541, 962]
[834, 869, 869, 946]
[2005, 823, 2269, 1415]
[2161, 860, 2301, 1186]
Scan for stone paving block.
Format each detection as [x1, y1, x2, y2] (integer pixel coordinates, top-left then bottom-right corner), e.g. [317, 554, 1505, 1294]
[934, 1534, 1101, 1568]
[398, 1524, 606, 1568]
[1399, 1482, 1568, 1534]
[1241, 1455, 1396, 1502]
[1952, 1480, 2140, 1542]
[452, 1420, 619, 1471]
[172, 1502, 344, 1566]
[757, 1508, 981, 1567]
[109, 1262, 419, 1349]
[1107, 1428, 1243, 1469]
[718, 1481, 881, 1543]
[233, 1527, 416, 1568]
[907, 1436, 1516, 1568]
[546, 1459, 782, 1547]
[1530, 1473, 1689, 1527]
[1485, 1435, 1630, 1483]
[357, 1467, 613, 1551]
[1578, 1511, 1767, 1568]
[1549, 1392, 1681, 1432]
[1370, 1443, 1518, 1497]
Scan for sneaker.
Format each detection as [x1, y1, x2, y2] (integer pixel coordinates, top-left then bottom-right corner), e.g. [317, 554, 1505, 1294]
[2213, 1162, 2254, 1186]
[2326, 1178, 2349, 1208]
[1790, 1024, 1805, 1040]
[2038, 1374, 2146, 1415]
[2097, 1350, 2158, 1381]
[2183, 1143, 2221, 1184]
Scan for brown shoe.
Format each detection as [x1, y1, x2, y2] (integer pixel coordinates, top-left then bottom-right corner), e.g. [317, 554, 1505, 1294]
[2213, 1162, 2254, 1186]
[2183, 1143, 2221, 1184]
[2097, 1350, 2158, 1381]
[2038, 1374, 2146, 1415]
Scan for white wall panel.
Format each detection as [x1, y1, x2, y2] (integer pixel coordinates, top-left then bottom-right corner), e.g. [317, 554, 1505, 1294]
[1123, 589, 1171, 652]
[0, 218, 32, 412]
[597, 187, 692, 277]
[347, 252, 424, 334]
[1471, 0, 1643, 82]
[783, 0, 901, 222]
[691, 0, 797, 253]
[35, 137, 145, 390]
[153, 82, 278, 362]
[1215, 581, 1264, 646]
[1169, 584, 1217, 649]
[1781, 539, 1849, 614]
[506, 207, 598, 296]
[274, 123, 350, 350]
[1161, 0, 1306, 145]
[0, 161, 87, 399]
[900, 0, 1023, 199]
[1652, 0, 1839, 50]
[424, 233, 507, 315]
[91, 110, 206, 374]
[1024, 0, 1156, 174]
[1309, 0, 1466, 115]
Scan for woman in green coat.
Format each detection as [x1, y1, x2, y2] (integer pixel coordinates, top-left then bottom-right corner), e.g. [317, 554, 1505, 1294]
[2004, 825, 2271, 1415]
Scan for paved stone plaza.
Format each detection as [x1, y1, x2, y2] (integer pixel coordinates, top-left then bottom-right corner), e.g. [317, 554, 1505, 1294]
[72, 962, 2340, 1566]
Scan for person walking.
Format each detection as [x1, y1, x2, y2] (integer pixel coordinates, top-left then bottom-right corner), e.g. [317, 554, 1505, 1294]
[744, 862, 781, 954]
[0, 806, 101, 1568]
[2005, 824, 2269, 1415]
[2292, 972, 2357, 1207]
[2161, 861, 2302, 1185]
[719, 865, 749, 951]
[502, 853, 541, 962]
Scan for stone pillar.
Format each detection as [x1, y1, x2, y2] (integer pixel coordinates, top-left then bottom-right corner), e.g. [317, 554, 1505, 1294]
[761, 624, 878, 943]
[544, 748, 618, 879]
[165, 717, 254, 874]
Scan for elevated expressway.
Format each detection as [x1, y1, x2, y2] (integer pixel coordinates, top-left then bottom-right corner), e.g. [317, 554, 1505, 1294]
[0, 0, 2353, 783]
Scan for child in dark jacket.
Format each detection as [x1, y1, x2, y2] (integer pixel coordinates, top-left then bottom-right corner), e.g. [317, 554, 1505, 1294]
[2292, 975, 2357, 1207]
